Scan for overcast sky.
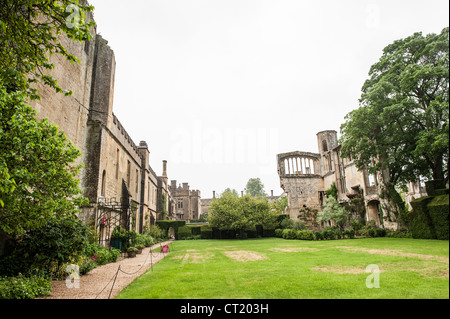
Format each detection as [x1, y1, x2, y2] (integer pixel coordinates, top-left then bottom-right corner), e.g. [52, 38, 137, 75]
[90, 0, 449, 199]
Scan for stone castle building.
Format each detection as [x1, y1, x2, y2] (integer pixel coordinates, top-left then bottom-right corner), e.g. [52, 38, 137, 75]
[28, 7, 180, 243]
[277, 130, 394, 229]
[169, 181, 202, 221]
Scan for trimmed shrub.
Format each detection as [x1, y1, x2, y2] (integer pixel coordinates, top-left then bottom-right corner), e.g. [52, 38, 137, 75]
[263, 228, 276, 237]
[334, 229, 343, 239]
[275, 229, 284, 238]
[200, 226, 213, 239]
[276, 214, 290, 228]
[322, 228, 336, 240]
[177, 226, 192, 240]
[188, 226, 202, 236]
[282, 229, 297, 239]
[367, 228, 376, 238]
[427, 194, 449, 240]
[296, 230, 315, 241]
[343, 228, 355, 239]
[375, 228, 386, 238]
[313, 231, 323, 240]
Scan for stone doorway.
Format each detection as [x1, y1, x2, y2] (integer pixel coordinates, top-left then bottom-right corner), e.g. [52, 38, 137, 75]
[367, 200, 381, 226]
[168, 227, 175, 239]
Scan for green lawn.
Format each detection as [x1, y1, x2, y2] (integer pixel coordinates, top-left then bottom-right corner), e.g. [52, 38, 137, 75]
[116, 238, 449, 299]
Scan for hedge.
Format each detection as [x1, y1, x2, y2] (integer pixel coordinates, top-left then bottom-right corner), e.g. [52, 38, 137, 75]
[155, 220, 186, 239]
[410, 194, 449, 240]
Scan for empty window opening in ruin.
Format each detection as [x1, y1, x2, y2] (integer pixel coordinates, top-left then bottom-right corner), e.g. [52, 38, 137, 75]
[283, 156, 317, 175]
[322, 140, 328, 152]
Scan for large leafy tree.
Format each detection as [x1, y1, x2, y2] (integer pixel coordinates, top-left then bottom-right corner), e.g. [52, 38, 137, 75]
[340, 27, 449, 186]
[0, 86, 86, 234]
[0, 1, 94, 234]
[208, 192, 277, 232]
[245, 178, 267, 197]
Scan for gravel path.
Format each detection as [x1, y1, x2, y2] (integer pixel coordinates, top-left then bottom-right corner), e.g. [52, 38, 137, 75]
[43, 240, 173, 299]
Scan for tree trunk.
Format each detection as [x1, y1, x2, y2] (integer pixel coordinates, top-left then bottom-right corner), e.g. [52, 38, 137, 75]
[432, 154, 444, 181]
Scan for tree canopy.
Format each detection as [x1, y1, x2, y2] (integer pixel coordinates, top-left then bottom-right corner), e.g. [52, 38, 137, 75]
[0, 86, 86, 234]
[340, 27, 449, 186]
[0, 0, 95, 99]
[245, 178, 267, 197]
[0, 1, 94, 234]
[208, 192, 278, 231]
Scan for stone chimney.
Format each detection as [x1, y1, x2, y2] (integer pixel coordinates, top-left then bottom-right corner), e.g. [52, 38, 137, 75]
[162, 160, 168, 186]
[271, 190, 274, 197]
[241, 191, 244, 197]
[162, 160, 167, 177]
[213, 191, 216, 199]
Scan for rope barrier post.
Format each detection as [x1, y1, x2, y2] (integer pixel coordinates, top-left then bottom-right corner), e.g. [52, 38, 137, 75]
[108, 265, 120, 300]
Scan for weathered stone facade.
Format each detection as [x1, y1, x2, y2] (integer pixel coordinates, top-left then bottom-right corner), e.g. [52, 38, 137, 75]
[28, 14, 173, 238]
[277, 130, 388, 229]
[169, 181, 202, 221]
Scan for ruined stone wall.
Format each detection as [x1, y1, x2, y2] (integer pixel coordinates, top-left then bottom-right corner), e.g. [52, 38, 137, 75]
[277, 130, 389, 229]
[277, 152, 323, 222]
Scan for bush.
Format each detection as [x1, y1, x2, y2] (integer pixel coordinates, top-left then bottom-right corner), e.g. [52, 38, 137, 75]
[111, 227, 137, 251]
[145, 225, 165, 242]
[0, 216, 90, 279]
[293, 220, 306, 231]
[367, 228, 376, 238]
[296, 230, 315, 240]
[200, 226, 213, 239]
[79, 258, 97, 275]
[343, 228, 355, 239]
[386, 228, 412, 238]
[322, 228, 336, 240]
[375, 228, 386, 237]
[84, 243, 120, 266]
[275, 229, 284, 238]
[263, 228, 276, 237]
[350, 221, 364, 236]
[313, 231, 323, 240]
[282, 229, 297, 239]
[0, 275, 51, 299]
[177, 226, 192, 240]
[280, 218, 294, 229]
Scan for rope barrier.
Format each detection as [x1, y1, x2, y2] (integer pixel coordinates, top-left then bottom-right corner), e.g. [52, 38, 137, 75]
[93, 240, 173, 299]
[108, 265, 120, 299]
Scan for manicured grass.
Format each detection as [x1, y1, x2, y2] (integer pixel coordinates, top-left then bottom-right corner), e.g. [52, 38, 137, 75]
[116, 238, 449, 299]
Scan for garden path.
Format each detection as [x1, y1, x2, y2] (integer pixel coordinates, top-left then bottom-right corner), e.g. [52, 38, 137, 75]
[42, 240, 174, 299]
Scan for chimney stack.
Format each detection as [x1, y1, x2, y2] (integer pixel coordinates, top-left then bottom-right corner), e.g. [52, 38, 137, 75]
[213, 191, 216, 199]
[271, 190, 274, 197]
[241, 191, 244, 197]
[162, 160, 167, 177]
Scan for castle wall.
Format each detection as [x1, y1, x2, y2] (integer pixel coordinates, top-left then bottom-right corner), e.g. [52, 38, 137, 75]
[26, 15, 171, 234]
[30, 27, 97, 180]
[169, 181, 202, 220]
